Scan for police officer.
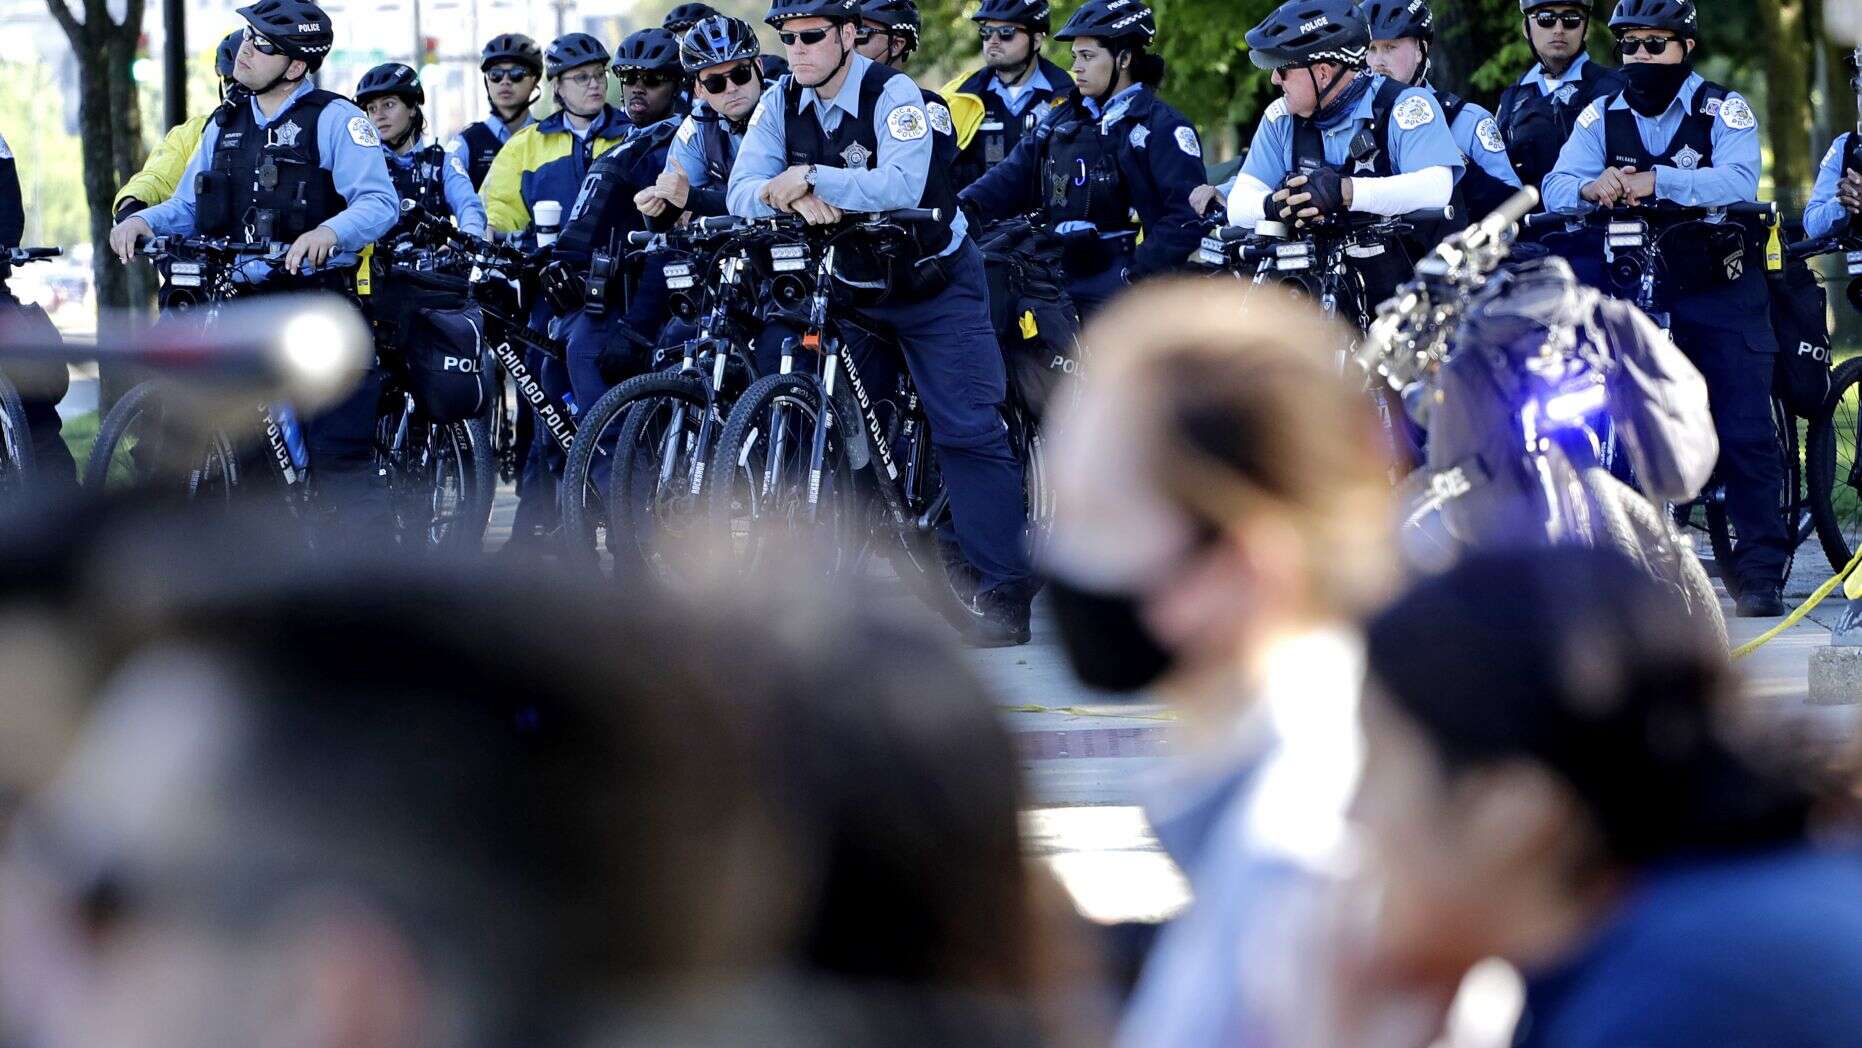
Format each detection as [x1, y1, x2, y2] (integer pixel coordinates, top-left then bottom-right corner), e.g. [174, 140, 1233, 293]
[1542, 0, 1787, 616]
[105, 0, 399, 535]
[1804, 49, 1862, 241]
[664, 2, 720, 33]
[728, 0, 1036, 645]
[1221, 0, 1461, 312]
[355, 63, 487, 241]
[0, 127, 77, 488]
[638, 14, 767, 224]
[115, 30, 246, 219]
[447, 34, 543, 192]
[1495, 0, 1624, 195]
[960, 0, 1206, 321]
[1362, 0, 1521, 219]
[612, 27, 687, 133]
[940, 0, 1073, 193]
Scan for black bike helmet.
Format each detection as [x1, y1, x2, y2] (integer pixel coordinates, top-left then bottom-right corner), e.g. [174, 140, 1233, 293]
[215, 29, 243, 78]
[481, 32, 543, 75]
[971, 0, 1050, 32]
[664, 2, 720, 32]
[546, 32, 612, 77]
[235, 0, 335, 67]
[759, 53, 791, 79]
[1608, 0, 1697, 38]
[1520, 0, 1589, 11]
[1245, 0, 1369, 70]
[355, 62, 424, 107]
[1053, 0, 1155, 44]
[1361, 0, 1432, 42]
[681, 15, 761, 73]
[764, 0, 861, 28]
[860, 0, 922, 45]
[612, 27, 684, 75]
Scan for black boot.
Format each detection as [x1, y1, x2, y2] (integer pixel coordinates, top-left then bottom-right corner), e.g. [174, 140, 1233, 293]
[967, 580, 1033, 648]
[1734, 583, 1786, 618]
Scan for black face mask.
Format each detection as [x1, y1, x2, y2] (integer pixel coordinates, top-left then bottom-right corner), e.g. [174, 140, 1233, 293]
[1620, 59, 1693, 117]
[1047, 575, 1176, 693]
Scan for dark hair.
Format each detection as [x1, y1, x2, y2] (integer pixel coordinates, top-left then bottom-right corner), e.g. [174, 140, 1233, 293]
[1120, 45, 1166, 86]
[1366, 547, 1813, 865]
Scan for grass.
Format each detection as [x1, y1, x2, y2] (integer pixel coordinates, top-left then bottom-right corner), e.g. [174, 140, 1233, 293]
[61, 409, 99, 472]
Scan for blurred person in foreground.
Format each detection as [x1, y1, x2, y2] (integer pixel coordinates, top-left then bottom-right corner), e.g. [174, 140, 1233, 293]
[1038, 278, 1396, 1045]
[1331, 547, 1862, 1046]
[0, 530, 776, 1048]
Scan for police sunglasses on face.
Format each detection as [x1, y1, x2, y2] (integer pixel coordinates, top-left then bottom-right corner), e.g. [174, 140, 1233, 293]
[616, 71, 674, 88]
[242, 26, 285, 56]
[484, 65, 534, 83]
[697, 63, 756, 93]
[978, 25, 1023, 41]
[855, 26, 887, 43]
[1530, 11, 1585, 30]
[1616, 35, 1675, 56]
[778, 27, 833, 46]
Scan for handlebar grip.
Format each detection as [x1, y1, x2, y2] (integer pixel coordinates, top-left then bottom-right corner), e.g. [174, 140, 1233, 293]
[1397, 206, 1455, 225]
[1215, 225, 1252, 243]
[1726, 200, 1777, 222]
[1784, 235, 1840, 262]
[627, 231, 657, 247]
[15, 247, 61, 259]
[694, 214, 747, 234]
[1484, 187, 1541, 230]
[884, 207, 941, 224]
[1521, 210, 1572, 230]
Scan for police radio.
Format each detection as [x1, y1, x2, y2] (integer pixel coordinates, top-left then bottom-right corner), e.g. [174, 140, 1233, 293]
[585, 247, 619, 319]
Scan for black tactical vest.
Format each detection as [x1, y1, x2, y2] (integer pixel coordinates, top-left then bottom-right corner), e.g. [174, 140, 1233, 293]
[196, 90, 345, 244]
[1291, 76, 1406, 178]
[690, 108, 738, 188]
[782, 62, 957, 261]
[1845, 129, 1862, 181]
[1038, 100, 1137, 234]
[387, 144, 449, 237]
[952, 60, 1068, 191]
[457, 121, 504, 190]
[1497, 59, 1622, 194]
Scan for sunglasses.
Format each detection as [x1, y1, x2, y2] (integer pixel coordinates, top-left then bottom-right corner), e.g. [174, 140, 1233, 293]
[978, 25, 1024, 41]
[615, 71, 674, 87]
[855, 26, 887, 43]
[242, 26, 285, 57]
[558, 69, 606, 89]
[697, 63, 757, 93]
[484, 65, 534, 83]
[1530, 11, 1585, 30]
[778, 27, 834, 46]
[1616, 35, 1676, 55]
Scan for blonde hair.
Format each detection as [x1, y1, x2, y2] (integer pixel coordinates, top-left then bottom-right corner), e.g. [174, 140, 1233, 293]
[1080, 278, 1397, 617]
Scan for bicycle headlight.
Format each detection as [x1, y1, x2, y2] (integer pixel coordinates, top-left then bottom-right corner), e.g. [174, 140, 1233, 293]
[662, 261, 695, 290]
[1541, 381, 1609, 424]
[1274, 242, 1313, 272]
[1606, 221, 1647, 249]
[167, 261, 203, 287]
[770, 244, 809, 273]
[1845, 249, 1862, 278]
[1197, 236, 1226, 267]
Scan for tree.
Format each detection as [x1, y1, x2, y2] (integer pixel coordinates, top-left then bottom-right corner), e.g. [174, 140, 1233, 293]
[47, 0, 152, 331]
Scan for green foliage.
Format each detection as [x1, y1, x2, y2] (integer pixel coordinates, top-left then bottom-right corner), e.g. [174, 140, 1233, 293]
[0, 60, 88, 249]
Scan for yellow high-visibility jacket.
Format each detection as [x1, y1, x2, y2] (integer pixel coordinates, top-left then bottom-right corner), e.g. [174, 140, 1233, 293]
[479, 106, 631, 234]
[113, 114, 211, 215]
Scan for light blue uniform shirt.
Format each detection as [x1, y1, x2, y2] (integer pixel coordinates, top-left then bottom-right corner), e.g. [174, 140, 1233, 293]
[1238, 74, 1464, 191]
[986, 64, 1052, 117]
[727, 52, 968, 251]
[1447, 97, 1522, 189]
[1520, 51, 1595, 97]
[138, 80, 399, 278]
[1542, 72, 1761, 214]
[667, 101, 742, 191]
[1805, 132, 1855, 240]
[386, 141, 488, 239]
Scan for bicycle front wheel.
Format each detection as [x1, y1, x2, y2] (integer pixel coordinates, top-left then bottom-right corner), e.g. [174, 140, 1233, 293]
[706, 372, 855, 577]
[0, 373, 35, 497]
[1809, 357, 1862, 573]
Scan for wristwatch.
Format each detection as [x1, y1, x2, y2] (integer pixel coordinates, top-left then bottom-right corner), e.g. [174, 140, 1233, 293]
[804, 164, 818, 187]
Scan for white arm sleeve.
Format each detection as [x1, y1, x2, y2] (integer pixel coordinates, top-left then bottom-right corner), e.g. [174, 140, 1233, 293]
[1224, 172, 1274, 226]
[1348, 165, 1453, 217]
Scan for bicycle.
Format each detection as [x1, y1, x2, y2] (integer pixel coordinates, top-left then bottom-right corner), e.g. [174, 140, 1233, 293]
[0, 246, 64, 493]
[704, 208, 1042, 632]
[1360, 189, 1724, 633]
[1522, 201, 1826, 588]
[1790, 230, 1862, 570]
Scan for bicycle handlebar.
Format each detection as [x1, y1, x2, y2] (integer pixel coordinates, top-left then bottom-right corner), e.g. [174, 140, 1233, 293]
[1523, 200, 1777, 231]
[1784, 233, 1850, 262]
[136, 234, 284, 260]
[6, 247, 61, 264]
[625, 207, 943, 248]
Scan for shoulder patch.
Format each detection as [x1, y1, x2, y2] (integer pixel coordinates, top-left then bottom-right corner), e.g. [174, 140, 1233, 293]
[348, 115, 380, 148]
[449, 155, 468, 178]
[747, 100, 766, 129]
[927, 101, 953, 136]
[1824, 140, 1841, 169]
[1392, 94, 1435, 132]
[1174, 125, 1201, 158]
[1475, 116, 1504, 154]
[0, 132, 11, 160]
[1263, 97, 1288, 124]
[886, 104, 929, 142]
[1719, 96, 1756, 131]
[1128, 124, 1150, 149]
[1575, 100, 1602, 130]
[677, 117, 697, 143]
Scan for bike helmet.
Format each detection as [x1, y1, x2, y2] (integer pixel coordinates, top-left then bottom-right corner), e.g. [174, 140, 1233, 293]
[235, 0, 335, 67]
[681, 15, 761, 73]
[1245, 0, 1369, 70]
[546, 32, 612, 77]
[355, 62, 424, 107]
[664, 2, 720, 32]
[481, 32, 543, 75]
[1608, 0, 1697, 38]
[971, 0, 1050, 32]
[612, 27, 684, 75]
[759, 53, 791, 79]
[215, 29, 243, 78]
[1520, 0, 1589, 11]
[1053, 0, 1155, 44]
[860, 0, 921, 46]
[1848, 47, 1861, 93]
[764, 0, 861, 28]
[1361, 0, 1432, 42]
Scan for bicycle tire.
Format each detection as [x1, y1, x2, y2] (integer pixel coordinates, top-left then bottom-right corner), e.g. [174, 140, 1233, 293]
[379, 413, 493, 552]
[0, 372, 35, 494]
[608, 373, 713, 584]
[1706, 397, 1807, 593]
[1808, 356, 1862, 573]
[83, 380, 241, 498]
[1601, 469, 1727, 638]
[706, 371, 856, 577]
[557, 377, 649, 565]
